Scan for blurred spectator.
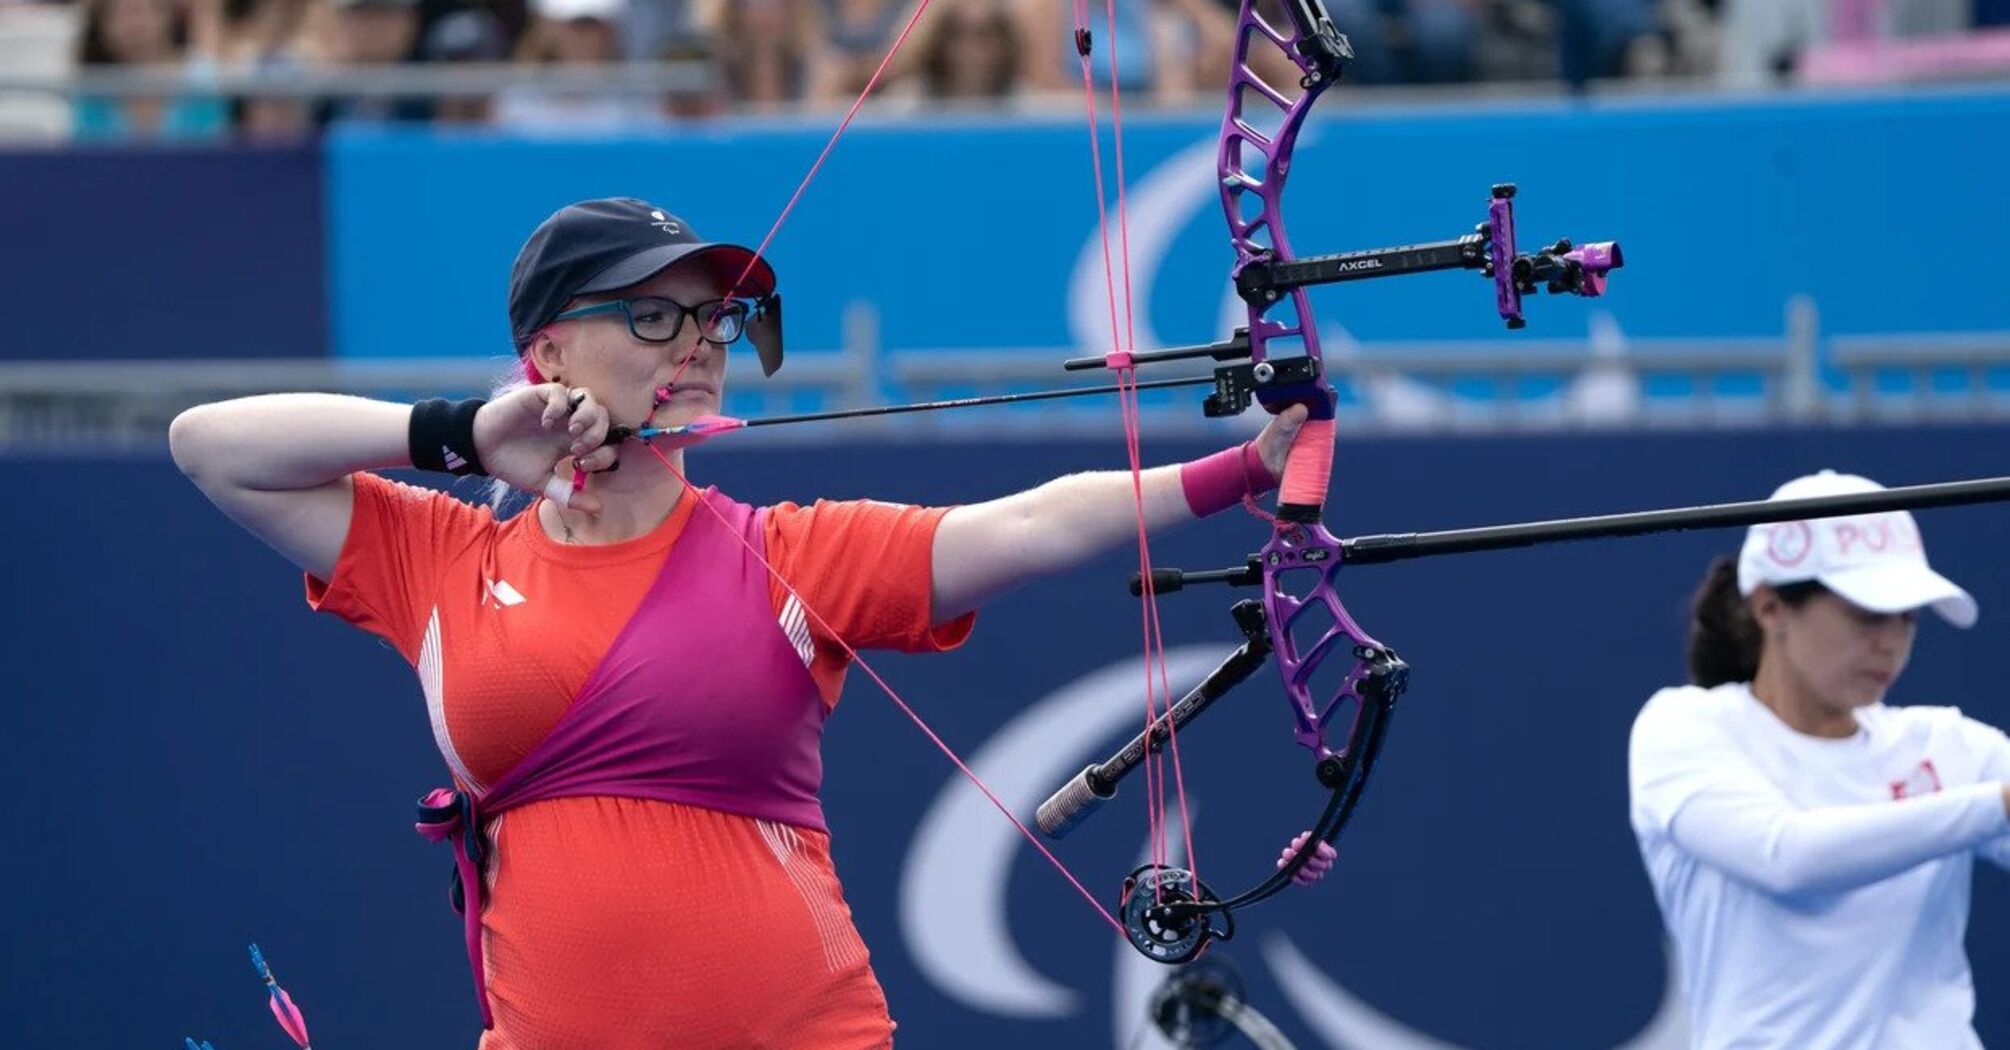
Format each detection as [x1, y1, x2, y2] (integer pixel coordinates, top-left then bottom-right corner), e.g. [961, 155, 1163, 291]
[1546, 0, 1658, 87]
[813, 0, 912, 102]
[1151, 0, 1303, 100]
[656, 32, 726, 117]
[1634, 0, 1725, 79]
[1324, 0, 1482, 84]
[1880, 0, 1972, 36]
[231, 53, 316, 137]
[1017, 0, 1160, 95]
[622, 0, 696, 62]
[319, 0, 432, 122]
[215, 0, 306, 64]
[71, 0, 228, 140]
[423, 0, 529, 48]
[0, 2, 79, 139]
[911, 0, 1021, 100]
[212, 0, 315, 139]
[1151, 0, 1478, 98]
[493, 0, 653, 127]
[1716, 0, 1874, 86]
[1740, 0, 2010, 87]
[47, 0, 2006, 140]
[697, 0, 825, 110]
[421, 6, 505, 123]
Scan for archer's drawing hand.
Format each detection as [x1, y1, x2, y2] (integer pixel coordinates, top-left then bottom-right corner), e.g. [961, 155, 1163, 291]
[474, 384, 618, 510]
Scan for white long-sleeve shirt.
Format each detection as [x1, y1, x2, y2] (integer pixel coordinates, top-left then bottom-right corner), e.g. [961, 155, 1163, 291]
[1629, 683, 2010, 1050]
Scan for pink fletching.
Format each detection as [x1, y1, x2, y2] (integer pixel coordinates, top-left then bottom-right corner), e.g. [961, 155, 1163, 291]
[269, 987, 311, 1048]
[686, 414, 746, 436]
[653, 414, 747, 449]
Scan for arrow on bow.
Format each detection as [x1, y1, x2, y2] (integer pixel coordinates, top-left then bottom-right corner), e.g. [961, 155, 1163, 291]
[600, 371, 1224, 449]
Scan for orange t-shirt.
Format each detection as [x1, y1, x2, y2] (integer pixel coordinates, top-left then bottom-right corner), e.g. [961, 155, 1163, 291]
[306, 472, 974, 1048]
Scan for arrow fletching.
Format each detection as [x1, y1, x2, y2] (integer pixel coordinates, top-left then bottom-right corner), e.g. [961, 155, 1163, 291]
[249, 943, 312, 1048]
[633, 414, 748, 449]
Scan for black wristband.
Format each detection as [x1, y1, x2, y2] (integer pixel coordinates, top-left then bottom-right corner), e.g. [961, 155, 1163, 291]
[410, 398, 489, 476]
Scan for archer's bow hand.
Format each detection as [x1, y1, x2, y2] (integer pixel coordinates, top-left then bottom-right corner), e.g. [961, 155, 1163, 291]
[1278, 830, 1337, 886]
[1253, 404, 1310, 482]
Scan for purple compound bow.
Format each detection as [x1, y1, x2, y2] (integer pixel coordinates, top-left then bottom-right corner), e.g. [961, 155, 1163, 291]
[1040, 0, 1622, 964]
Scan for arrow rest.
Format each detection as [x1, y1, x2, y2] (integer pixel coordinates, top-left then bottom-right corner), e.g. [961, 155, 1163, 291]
[1204, 356, 1320, 417]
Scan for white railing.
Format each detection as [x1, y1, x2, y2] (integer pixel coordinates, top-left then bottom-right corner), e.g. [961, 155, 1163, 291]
[3, 298, 2007, 452]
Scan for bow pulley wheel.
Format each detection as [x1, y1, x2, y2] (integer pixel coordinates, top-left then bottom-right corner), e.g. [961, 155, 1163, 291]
[1150, 956, 1249, 1048]
[1120, 865, 1234, 964]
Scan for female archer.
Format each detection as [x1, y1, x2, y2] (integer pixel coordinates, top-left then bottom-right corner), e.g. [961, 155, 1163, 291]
[1629, 469, 2010, 1050]
[169, 196, 1332, 1047]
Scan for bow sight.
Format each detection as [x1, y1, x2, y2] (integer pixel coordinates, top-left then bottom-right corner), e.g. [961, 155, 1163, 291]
[1065, 181, 1624, 373]
[1237, 183, 1623, 330]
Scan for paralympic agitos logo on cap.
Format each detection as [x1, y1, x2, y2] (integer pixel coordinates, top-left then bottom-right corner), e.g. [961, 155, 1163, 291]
[1766, 521, 1813, 567]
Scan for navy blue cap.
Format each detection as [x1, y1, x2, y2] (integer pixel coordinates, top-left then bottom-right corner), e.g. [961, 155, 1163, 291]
[507, 197, 777, 350]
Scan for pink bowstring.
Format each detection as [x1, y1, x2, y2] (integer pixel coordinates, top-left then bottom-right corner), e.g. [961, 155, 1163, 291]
[640, 443, 1124, 936]
[1068, 0, 1196, 901]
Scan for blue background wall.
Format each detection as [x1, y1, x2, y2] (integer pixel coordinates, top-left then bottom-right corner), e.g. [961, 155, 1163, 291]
[324, 89, 2010, 361]
[2, 144, 327, 361]
[7, 89, 2006, 366]
[7, 91, 2001, 368]
[4, 426, 2006, 1048]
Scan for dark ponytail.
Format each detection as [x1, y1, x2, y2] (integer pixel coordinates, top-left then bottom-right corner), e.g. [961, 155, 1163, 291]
[1685, 555, 1825, 687]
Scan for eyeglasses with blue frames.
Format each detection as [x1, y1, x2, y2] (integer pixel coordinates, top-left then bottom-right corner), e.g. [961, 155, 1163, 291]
[550, 295, 762, 346]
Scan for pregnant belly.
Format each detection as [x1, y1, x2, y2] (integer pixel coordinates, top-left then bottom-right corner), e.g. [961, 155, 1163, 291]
[472, 796, 893, 1050]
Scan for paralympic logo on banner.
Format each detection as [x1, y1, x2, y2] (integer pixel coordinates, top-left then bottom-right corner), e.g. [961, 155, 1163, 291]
[898, 647, 1690, 1049]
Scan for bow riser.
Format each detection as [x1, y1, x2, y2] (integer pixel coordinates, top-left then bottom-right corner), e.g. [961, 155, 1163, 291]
[1259, 521, 1391, 752]
[1217, 1, 1349, 435]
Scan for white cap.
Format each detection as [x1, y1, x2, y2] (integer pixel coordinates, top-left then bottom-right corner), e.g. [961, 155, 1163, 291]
[1737, 469, 1977, 628]
[533, 0, 622, 21]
